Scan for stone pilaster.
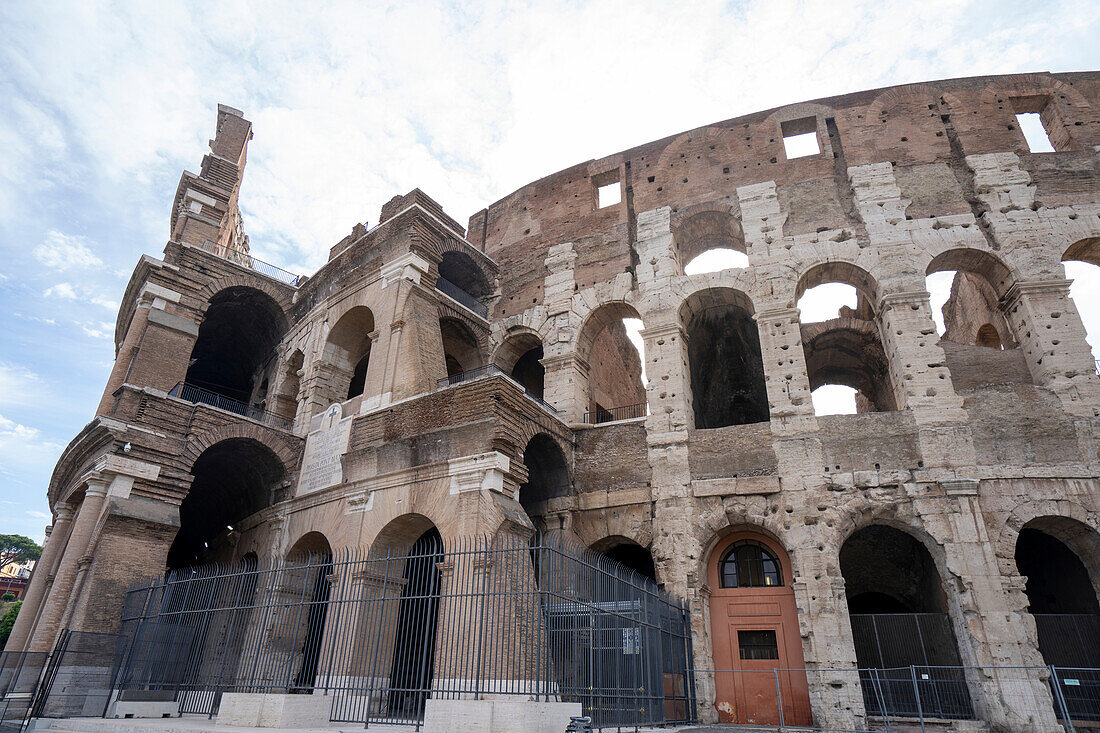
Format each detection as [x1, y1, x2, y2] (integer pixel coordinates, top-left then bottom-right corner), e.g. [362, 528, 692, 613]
[7, 504, 74, 652]
[28, 477, 108, 651]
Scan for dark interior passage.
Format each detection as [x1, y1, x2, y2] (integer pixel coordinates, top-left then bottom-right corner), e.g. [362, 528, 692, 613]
[519, 434, 571, 529]
[602, 542, 657, 582]
[1016, 527, 1100, 670]
[168, 438, 284, 568]
[684, 299, 769, 428]
[388, 528, 443, 719]
[512, 345, 545, 398]
[185, 287, 287, 404]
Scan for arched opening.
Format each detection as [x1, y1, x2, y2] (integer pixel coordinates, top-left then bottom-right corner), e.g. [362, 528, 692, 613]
[319, 306, 375, 409]
[185, 287, 287, 405]
[680, 288, 768, 428]
[286, 532, 333, 693]
[436, 251, 491, 315]
[591, 537, 656, 582]
[439, 317, 483, 378]
[577, 303, 647, 423]
[796, 263, 893, 416]
[840, 525, 972, 719]
[926, 250, 1017, 349]
[1063, 238, 1100, 365]
[519, 434, 571, 530]
[1015, 519, 1100, 668]
[273, 349, 304, 421]
[168, 438, 285, 569]
[706, 531, 810, 726]
[975, 323, 1003, 349]
[388, 527, 443, 720]
[673, 209, 747, 275]
[495, 332, 544, 398]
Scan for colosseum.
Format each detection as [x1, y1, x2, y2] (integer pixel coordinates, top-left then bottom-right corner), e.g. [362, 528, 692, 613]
[9, 71, 1100, 732]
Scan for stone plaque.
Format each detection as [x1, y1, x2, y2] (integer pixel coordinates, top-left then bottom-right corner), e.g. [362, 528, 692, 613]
[298, 403, 351, 495]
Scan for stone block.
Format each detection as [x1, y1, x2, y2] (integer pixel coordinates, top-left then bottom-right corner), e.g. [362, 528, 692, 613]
[216, 692, 332, 728]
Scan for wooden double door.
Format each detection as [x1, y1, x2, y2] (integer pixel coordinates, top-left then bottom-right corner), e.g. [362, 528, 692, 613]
[708, 532, 812, 726]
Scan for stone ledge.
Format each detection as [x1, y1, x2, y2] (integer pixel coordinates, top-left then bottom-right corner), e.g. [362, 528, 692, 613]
[692, 475, 781, 497]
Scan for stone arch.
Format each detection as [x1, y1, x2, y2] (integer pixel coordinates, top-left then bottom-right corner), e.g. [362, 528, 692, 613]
[981, 74, 1090, 153]
[926, 247, 1020, 350]
[439, 316, 484, 377]
[995, 498, 1100, 568]
[368, 513, 442, 558]
[319, 305, 376, 406]
[671, 202, 746, 273]
[435, 249, 493, 304]
[679, 287, 768, 428]
[494, 328, 545, 398]
[518, 433, 572, 530]
[431, 238, 496, 287]
[287, 531, 333, 559]
[1064, 237, 1100, 268]
[981, 73, 1092, 111]
[801, 320, 897, 412]
[169, 437, 288, 569]
[194, 273, 294, 318]
[575, 301, 646, 421]
[185, 285, 289, 405]
[796, 260, 881, 312]
[589, 535, 657, 581]
[182, 422, 301, 476]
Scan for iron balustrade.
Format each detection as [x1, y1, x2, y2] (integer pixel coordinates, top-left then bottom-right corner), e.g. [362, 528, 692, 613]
[106, 533, 695, 729]
[435, 277, 489, 319]
[583, 403, 648, 425]
[197, 239, 304, 287]
[436, 365, 562, 416]
[168, 382, 294, 432]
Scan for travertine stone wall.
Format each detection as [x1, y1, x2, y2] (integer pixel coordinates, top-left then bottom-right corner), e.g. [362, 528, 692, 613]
[28, 71, 1100, 730]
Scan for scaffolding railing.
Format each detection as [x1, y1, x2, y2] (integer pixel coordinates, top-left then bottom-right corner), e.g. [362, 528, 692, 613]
[197, 239, 304, 287]
[168, 382, 293, 432]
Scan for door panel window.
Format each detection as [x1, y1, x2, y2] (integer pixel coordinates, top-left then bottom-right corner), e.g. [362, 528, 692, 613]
[738, 629, 779, 660]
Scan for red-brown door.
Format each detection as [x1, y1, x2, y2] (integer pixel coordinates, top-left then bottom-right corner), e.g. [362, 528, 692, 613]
[708, 532, 812, 725]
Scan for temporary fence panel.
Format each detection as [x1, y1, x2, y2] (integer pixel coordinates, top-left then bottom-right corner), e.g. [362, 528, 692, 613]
[0, 650, 47, 732]
[29, 631, 122, 722]
[110, 533, 695, 729]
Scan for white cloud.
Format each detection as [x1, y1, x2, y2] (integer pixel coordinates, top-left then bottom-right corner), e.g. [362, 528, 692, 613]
[33, 230, 102, 271]
[43, 282, 77, 300]
[43, 282, 118, 311]
[26, 510, 50, 519]
[0, 363, 45, 408]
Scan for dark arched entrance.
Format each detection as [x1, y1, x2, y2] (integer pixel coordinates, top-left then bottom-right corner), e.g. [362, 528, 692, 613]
[840, 525, 972, 719]
[168, 438, 284, 568]
[388, 527, 444, 719]
[519, 434, 571, 531]
[287, 532, 333, 693]
[186, 287, 287, 405]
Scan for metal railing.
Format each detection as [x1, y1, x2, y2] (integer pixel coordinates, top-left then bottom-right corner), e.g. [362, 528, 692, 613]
[0, 649, 48, 731]
[106, 533, 694, 729]
[436, 364, 562, 416]
[197, 239, 304, 287]
[435, 277, 489, 319]
[583, 403, 648, 425]
[168, 382, 294, 432]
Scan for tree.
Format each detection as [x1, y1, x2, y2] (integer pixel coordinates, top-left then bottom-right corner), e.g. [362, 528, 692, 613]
[0, 601, 21, 649]
[0, 534, 42, 571]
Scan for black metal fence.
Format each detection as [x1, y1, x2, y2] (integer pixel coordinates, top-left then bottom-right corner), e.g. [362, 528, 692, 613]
[29, 631, 121, 723]
[168, 381, 294, 431]
[435, 364, 561, 415]
[436, 277, 489, 319]
[109, 533, 695, 729]
[197, 239, 305, 287]
[583, 403, 647, 424]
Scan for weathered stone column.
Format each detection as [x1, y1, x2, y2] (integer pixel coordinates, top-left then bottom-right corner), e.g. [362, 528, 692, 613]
[877, 289, 977, 468]
[27, 477, 108, 651]
[1004, 278, 1100, 416]
[755, 306, 816, 434]
[7, 504, 74, 651]
[540, 353, 587, 422]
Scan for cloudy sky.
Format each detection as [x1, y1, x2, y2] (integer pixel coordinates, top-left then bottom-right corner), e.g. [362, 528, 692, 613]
[1, 1, 1098, 542]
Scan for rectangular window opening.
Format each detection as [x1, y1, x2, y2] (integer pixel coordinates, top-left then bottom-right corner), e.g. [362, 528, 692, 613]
[738, 629, 779, 660]
[781, 117, 820, 159]
[1015, 112, 1055, 153]
[597, 181, 621, 208]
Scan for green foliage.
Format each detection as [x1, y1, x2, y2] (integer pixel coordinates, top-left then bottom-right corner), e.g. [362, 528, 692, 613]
[0, 594, 13, 602]
[0, 534, 42, 569]
[0, 601, 21, 649]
